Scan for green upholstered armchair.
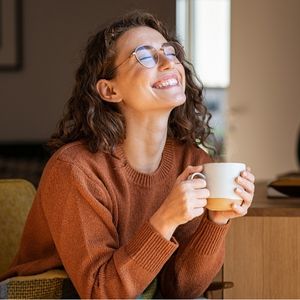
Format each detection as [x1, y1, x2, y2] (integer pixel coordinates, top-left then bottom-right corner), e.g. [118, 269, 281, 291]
[0, 179, 35, 274]
[0, 179, 80, 299]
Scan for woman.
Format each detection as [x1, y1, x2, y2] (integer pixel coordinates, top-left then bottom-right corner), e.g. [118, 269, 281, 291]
[1, 12, 255, 298]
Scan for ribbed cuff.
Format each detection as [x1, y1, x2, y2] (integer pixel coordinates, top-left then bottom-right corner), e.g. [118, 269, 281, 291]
[189, 214, 230, 255]
[125, 222, 178, 273]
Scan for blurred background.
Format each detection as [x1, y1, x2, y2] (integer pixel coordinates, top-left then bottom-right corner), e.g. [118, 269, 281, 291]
[0, 0, 299, 186]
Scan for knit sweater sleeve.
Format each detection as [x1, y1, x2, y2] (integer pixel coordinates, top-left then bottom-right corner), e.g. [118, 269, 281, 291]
[40, 158, 178, 299]
[158, 212, 230, 298]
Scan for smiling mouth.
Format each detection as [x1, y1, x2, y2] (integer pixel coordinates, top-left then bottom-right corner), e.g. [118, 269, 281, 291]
[152, 78, 179, 89]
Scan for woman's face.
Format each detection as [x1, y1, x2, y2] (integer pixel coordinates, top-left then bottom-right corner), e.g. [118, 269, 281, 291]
[111, 26, 186, 114]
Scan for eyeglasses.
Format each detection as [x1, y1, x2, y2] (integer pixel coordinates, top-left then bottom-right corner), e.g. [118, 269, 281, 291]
[112, 42, 183, 72]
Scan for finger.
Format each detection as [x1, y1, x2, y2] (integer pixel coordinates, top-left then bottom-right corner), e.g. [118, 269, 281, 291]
[180, 180, 206, 195]
[241, 169, 255, 183]
[190, 178, 206, 189]
[232, 203, 248, 216]
[193, 188, 210, 199]
[191, 207, 205, 218]
[235, 187, 252, 206]
[236, 176, 255, 194]
[193, 198, 207, 208]
[177, 165, 204, 183]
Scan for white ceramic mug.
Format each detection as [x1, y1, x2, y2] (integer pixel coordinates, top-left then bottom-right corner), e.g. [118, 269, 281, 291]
[190, 162, 246, 211]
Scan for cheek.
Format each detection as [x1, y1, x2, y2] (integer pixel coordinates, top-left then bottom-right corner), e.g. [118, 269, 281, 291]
[117, 71, 153, 105]
[120, 63, 149, 82]
[121, 69, 152, 93]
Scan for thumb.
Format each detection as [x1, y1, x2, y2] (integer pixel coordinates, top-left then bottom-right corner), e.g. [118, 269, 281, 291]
[176, 165, 204, 183]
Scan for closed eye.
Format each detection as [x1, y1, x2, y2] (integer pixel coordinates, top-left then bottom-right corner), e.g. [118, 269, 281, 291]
[140, 55, 154, 61]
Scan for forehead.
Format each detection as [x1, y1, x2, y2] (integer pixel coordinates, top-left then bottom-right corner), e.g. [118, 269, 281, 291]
[115, 26, 167, 57]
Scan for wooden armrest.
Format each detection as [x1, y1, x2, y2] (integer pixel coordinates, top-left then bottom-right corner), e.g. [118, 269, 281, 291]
[207, 280, 234, 291]
[204, 281, 234, 299]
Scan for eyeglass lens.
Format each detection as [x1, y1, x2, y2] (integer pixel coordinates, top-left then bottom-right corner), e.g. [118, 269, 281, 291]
[135, 44, 180, 68]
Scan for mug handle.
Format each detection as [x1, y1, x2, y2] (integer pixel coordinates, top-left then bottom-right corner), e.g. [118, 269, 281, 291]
[188, 172, 206, 180]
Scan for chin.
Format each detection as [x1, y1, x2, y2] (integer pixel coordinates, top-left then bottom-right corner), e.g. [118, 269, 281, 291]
[161, 97, 186, 112]
[151, 90, 187, 110]
[170, 94, 186, 107]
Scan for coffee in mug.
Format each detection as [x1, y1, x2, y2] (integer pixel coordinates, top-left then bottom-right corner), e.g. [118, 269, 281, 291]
[190, 162, 246, 211]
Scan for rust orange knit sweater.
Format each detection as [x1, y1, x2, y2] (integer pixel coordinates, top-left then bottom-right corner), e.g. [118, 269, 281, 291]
[1, 139, 230, 298]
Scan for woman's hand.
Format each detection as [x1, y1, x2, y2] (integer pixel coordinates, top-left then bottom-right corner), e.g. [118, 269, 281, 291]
[150, 165, 209, 240]
[208, 167, 255, 225]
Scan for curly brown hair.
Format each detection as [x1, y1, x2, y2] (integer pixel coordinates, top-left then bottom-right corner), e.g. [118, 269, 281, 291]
[48, 11, 213, 154]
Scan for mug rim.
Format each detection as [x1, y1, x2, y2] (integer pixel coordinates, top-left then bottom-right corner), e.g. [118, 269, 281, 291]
[204, 162, 245, 166]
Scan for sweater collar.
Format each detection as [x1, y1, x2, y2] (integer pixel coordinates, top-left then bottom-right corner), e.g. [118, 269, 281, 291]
[115, 139, 174, 188]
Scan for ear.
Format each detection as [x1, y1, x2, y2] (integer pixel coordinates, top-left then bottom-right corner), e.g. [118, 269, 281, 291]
[96, 79, 122, 103]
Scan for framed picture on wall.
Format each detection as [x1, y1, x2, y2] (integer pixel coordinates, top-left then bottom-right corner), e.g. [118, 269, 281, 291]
[0, 0, 22, 71]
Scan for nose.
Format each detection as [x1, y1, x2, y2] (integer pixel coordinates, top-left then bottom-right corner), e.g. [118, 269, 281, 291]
[157, 51, 175, 70]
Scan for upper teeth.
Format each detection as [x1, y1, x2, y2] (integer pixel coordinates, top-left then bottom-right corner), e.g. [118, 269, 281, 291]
[155, 78, 178, 88]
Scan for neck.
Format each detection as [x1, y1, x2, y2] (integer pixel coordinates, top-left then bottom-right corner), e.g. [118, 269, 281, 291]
[122, 112, 170, 174]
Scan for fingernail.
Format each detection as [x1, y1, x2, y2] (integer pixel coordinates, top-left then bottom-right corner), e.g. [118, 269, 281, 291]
[235, 187, 242, 193]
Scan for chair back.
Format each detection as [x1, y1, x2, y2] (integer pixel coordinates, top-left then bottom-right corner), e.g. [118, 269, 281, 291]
[0, 179, 36, 274]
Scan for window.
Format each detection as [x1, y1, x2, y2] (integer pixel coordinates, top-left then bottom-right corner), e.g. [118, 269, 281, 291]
[176, 0, 231, 157]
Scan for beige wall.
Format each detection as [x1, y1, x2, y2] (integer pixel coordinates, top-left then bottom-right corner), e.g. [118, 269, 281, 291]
[1, 0, 299, 181]
[0, 0, 175, 142]
[227, 0, 300, 180]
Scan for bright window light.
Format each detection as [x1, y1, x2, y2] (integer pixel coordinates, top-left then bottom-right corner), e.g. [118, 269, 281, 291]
[176, 0, 231, 88]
